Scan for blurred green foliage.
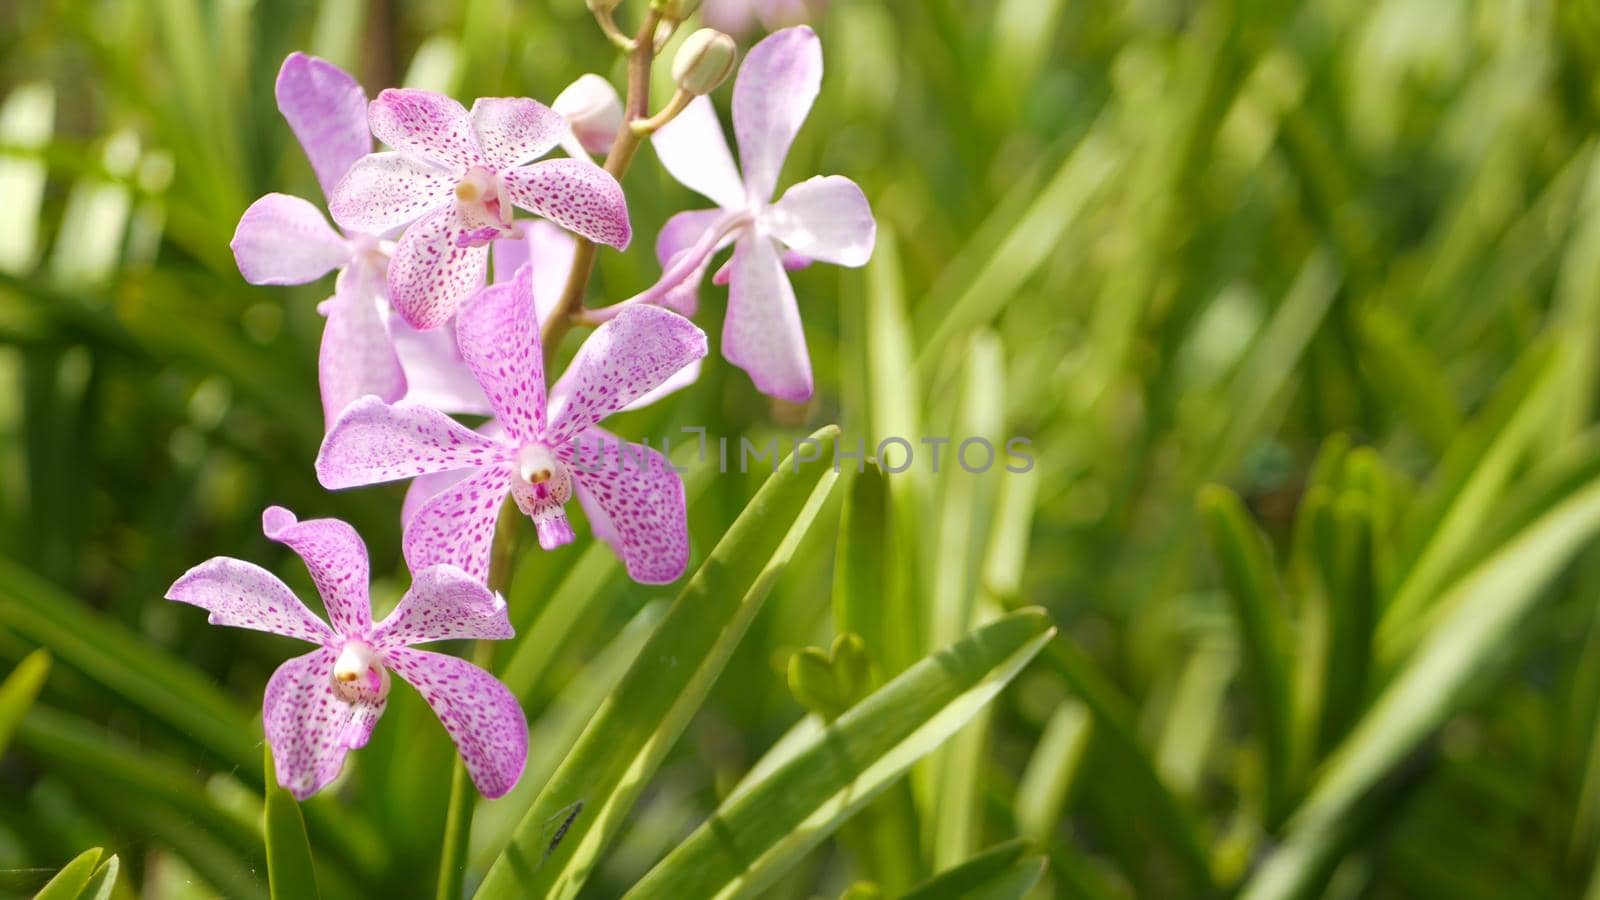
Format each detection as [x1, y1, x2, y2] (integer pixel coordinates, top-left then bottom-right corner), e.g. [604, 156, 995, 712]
[6, 0, 1600, 897]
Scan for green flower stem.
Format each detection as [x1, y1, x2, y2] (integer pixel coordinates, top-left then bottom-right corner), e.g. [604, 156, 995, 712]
[539, 7, 664, 361]
[435, 498, 523, 900]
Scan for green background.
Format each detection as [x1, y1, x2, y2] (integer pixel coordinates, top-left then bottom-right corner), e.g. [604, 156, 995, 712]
[6, 0, 1600, 897]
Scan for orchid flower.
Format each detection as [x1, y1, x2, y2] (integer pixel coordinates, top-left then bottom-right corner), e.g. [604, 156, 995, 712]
[649, 26, 875, 403]
[315, 264, 707, 585]
[230, 54, 408, 426]
[702, 0, 817, 36]
[328, 88, 632, 331]
[166, 507, 527, 800]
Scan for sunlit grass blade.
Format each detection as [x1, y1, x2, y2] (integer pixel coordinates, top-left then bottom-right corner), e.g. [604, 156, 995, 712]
[625, 608, 1055, 900]
[1240, 467, 1600, 900]
[33, 846, 101, 900]
[900, 838, 1047, 900]
[474, 427, 842, 900]
[1378, 339, 1564, 657]
[0, 647, 49, 758]
[1016, 699, 1092, 842]
[1199, 484, 1294, 823]
[262, 743, 321, 900]
[914, 124, 1118, 371]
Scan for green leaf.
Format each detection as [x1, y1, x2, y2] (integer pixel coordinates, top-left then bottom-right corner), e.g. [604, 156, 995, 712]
[1378, 340, 1564, 657]
[1240, 466, 1600, 900]
[79, 853, 120, 900]
[624, 609, 1055, 900]
[788, 634, 871, 723]
[475, 426, 843, 900]
[1199, 484, 1294, 823]
[33, 846, 101, 900]
[901, 839, 1048, 900]
[0, 647, 49, 758]
[0, 556, 257, 772]
[16, 707, 266, 898]
[834, 462, 919, 680]
[1016, 699, 1092, 842]
[262, 743, 320, 900]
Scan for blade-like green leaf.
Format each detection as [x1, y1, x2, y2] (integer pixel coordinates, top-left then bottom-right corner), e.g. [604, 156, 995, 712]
[902, 840, 1048, 900]
[263, 743, 320, 900]
[1378, 340, 1564, 656]
[0, 647, 49, 757]
[16, 707, 266, 896]
[1199, 484, 1294, 823]
[0, 556, 257, 771]
[33, 847, 100, 900]
[475, 426, 842, 900]
[625, 608, 1055, 900]
[1241, 467, 1600, 900]
[79, 853, 120, 900]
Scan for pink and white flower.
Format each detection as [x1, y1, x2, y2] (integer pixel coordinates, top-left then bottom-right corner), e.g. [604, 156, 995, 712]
[166, 506, 527, 800]
[328, 88, 632, 331]
[230, 54, 410, 426]
[315, 265, 707, 585]
[650, 26, 875, 402]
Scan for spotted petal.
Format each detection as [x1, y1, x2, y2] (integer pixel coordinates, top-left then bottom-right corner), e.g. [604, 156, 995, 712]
[470, 97, 568, 171]
[232, 193, 350, 285]
[261, 506, 372, 636]
[502, 158, 632, 249]
[317, 395, 510, 489]
[165, 558, 333, 645]
[388, 204, 493, 330]
[328, 151, 455, 235]
[403, 463, 515, 583]
[564, 430, 689, 584]
[372, 564, 512, 647]
[369, 88, 483, 170]
[265, 647, 386, 800]
[723, 233, 812, 402]
[319, 264, 407, 426]
[275, 53, 372, 199]
[384, 647, 527, 798]
[456, 263, 546, 443]
[768, 175, 875, 266]
[651, 96, 746, 211]
[545, 306, 706, 442]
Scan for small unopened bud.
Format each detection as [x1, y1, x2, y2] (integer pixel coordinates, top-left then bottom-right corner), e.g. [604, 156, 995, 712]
[651, 0, 703, 22]
[553, 74, 623, 155]
[672, 29, 737, 96]
[586, 0, 621, 13]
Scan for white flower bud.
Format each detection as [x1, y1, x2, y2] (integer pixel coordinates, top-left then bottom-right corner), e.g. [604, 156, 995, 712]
[553, 74, 624, 155]
[672, 29, 738, 97]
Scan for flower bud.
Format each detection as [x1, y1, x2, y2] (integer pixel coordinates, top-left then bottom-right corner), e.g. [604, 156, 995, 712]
[552, 74, 624, 155]
[586, 0, 621, 13]
[672, 29, 737, 96]
[651, 0, 702, 22]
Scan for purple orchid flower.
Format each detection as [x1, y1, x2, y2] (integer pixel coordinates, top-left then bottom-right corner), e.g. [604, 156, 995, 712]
[314, 264, 708, 585]
[230, 53, 410, 427]
[328, 88, 632, 331]
[166, 506, 527, 800]
[649, 26, 875, 403]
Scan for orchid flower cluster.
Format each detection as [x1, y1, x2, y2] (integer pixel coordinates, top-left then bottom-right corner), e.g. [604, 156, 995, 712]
[167, 13, 874, 802]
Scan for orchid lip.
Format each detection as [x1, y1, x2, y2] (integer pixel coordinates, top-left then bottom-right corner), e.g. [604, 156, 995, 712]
[331, 639, 390, 702]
